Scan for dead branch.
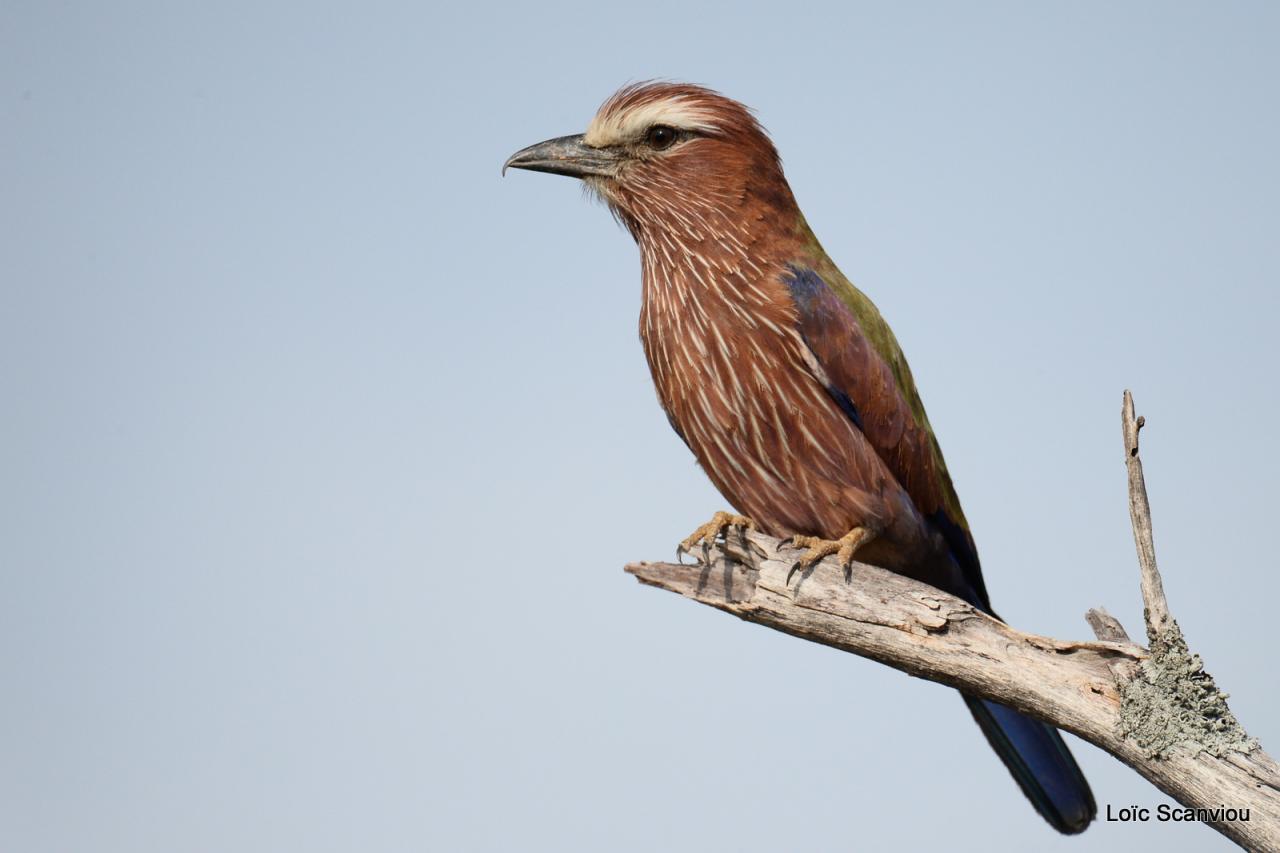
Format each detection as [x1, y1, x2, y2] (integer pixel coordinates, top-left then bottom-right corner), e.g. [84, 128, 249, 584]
[625, 392, 1279, 850]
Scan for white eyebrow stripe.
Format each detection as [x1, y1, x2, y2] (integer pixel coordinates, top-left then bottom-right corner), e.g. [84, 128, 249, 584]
[585, 97, 721, 147]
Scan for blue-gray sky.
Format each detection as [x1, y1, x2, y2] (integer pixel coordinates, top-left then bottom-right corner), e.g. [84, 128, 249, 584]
[3, 2, 1277, 851]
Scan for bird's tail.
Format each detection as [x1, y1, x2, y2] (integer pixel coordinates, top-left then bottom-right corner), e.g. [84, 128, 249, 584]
[962, 694, 1096, 834]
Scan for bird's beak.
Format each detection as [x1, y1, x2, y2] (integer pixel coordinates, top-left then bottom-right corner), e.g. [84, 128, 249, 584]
[503, 134, 620, 179]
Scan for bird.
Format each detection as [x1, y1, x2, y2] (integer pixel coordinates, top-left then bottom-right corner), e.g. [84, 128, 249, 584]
[504, 82, 1096, 834]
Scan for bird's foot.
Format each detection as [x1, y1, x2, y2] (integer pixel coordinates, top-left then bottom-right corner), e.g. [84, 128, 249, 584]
[784, 526, 877, 581]
[677, 511, 757, 561]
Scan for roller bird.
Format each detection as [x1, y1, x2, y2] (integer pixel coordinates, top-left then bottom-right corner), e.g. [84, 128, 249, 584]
[504, 82, 1095, 834]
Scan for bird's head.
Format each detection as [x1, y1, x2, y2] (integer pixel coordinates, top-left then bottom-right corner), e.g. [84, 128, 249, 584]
[505, 82, 797, 241]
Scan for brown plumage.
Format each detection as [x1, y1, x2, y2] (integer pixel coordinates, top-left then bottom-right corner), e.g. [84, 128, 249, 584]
[586, 84, 964, 590]
[505, 81, 1095, 835]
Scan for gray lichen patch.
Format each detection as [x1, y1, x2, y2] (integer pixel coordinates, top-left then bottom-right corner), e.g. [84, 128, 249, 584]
[1118, 620, 1258, 759]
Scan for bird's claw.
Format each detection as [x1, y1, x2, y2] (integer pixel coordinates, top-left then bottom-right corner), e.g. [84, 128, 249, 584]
[677, 511, 757, 563]
[783, 527, 876, 583]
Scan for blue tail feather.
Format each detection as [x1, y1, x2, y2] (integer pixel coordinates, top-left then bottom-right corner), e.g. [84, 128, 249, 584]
[963, 695, 1096, 834]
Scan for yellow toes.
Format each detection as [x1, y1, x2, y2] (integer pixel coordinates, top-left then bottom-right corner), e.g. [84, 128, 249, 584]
[786, 527, 876, 576]
[788, 534, 838, 568]
[679, 511, 757, 554]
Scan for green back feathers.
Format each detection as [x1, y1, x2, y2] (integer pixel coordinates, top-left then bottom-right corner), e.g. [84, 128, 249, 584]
[793, 217, 971, 531]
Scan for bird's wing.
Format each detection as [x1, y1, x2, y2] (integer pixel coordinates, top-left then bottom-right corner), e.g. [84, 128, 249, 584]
[782, 260, 989, 609]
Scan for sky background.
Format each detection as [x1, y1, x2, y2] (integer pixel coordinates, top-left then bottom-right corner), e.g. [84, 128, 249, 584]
[3, 2, 1278, 851]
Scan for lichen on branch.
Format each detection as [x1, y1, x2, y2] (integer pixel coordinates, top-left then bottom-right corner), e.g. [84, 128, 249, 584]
[1118, 621, 1258, 760]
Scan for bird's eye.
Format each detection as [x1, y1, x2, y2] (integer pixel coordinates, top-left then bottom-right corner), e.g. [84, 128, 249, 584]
[645, 125, 678, 150]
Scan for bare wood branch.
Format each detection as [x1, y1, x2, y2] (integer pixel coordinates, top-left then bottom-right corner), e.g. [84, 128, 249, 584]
[1086, 606, 1132, 644]
[1086, 606, 1140, 682]
[625, 393, 1279, 850]
[1122, 389, 1174, 638]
